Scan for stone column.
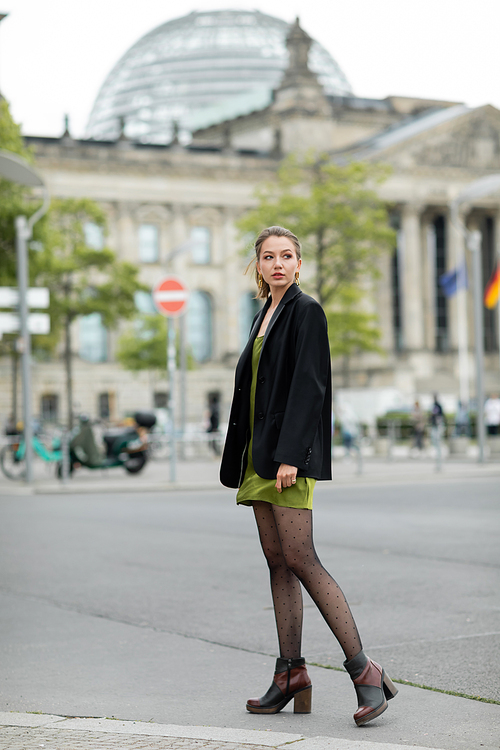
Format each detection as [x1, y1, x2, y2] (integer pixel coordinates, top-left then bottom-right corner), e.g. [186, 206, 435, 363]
[400, 204, 425, 350]
[495, 212, 500, 359]
[420, 213, 435, 350]
[116, 202, 137, 263]
[221, 208, 240, 357]
[446, 209, 471, 405]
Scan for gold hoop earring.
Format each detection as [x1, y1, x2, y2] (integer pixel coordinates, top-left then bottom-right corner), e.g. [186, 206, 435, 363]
[258, 273, 263, 289]
[295, 272, 300, 286]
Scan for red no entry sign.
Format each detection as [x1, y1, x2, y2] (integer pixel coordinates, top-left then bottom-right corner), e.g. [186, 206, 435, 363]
[152, 276, 189, 317]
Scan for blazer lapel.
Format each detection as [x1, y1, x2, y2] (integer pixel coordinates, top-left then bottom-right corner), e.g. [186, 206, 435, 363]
[262, 285, 302, 350]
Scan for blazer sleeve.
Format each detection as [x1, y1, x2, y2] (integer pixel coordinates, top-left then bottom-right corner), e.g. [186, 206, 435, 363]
[273, 301, 330, 470]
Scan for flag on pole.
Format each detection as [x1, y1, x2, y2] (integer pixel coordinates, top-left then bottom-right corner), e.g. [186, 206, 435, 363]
[439, 262, 468, 298]
[484, 263, 500, 309]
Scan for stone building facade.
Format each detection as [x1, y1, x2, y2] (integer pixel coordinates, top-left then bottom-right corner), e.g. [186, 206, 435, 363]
[2, 14, 499, 429]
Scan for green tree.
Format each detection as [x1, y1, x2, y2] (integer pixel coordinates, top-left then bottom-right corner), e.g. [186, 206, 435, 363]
[36, 198, 145, 427]
[116, 313, 194, 374]
[0, 98, 40, 422]
[0, 98, 38, 284]
[238, 154, 395, 379]
[116, 314, 169, 372]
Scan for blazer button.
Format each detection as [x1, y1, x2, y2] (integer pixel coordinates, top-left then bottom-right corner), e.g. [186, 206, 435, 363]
[232, 422, 237, 426]
[258, 412, 264, 420]
[258, 376, 266, 384]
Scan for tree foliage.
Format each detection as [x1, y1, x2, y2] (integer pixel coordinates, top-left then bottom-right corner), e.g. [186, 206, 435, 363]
[34, 198, 145, 425]
[238, 154, 395, 361]
[116, 315, 169, 372]
[0, 97, 37, 286]
[116, 314, 194, 373]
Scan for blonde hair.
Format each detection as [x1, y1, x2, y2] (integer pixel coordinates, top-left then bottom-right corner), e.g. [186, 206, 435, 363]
[247, 226, 302, 299]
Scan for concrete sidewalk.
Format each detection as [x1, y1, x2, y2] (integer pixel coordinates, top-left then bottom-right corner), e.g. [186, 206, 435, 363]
[1, 453, 500, 495]
[1, 696, 499, 750]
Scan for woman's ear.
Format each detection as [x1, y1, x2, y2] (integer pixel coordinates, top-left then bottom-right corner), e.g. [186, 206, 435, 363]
[296, 258, 302, 271]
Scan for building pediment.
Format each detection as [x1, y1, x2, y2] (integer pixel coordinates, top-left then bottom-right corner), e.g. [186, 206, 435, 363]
[364, 105, 500, 171]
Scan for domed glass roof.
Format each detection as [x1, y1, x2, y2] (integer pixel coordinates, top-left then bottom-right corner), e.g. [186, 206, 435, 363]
[85, 9, 352, 144]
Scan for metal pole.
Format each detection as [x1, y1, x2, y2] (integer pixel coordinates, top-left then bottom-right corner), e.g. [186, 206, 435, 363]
[15, 215, 34, 482]
[61, 429, 70, 483]
[468, 229, 486, 462]
[168, 317, 177, 482]
[179, 313, 187, 459]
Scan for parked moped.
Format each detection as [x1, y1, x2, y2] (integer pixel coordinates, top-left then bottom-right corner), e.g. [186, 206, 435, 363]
[57, 412, 156, 478]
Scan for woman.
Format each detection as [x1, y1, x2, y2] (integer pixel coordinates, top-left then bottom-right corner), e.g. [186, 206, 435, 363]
[220, 226, 397, 727]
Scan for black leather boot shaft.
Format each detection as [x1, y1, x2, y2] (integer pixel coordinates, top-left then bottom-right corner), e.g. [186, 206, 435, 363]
[343, 649, 368, 680]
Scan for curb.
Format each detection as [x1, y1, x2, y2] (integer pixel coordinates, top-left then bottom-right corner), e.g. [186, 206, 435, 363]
[0, 712, 445, 750]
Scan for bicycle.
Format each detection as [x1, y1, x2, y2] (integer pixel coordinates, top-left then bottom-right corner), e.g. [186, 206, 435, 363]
[0, 434, 62, 480]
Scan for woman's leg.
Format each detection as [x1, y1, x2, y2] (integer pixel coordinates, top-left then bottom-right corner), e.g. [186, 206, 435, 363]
[271, 505, 362, 660]
[252, 501, 303, 658]
[248, 501, 312, 714]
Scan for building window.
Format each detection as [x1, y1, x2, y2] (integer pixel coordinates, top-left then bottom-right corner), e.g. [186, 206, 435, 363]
[187, 290, 212, 362]
[434, 216, 448, 352]
[98, 392, 112, 420]
[79, 313, 108, 362]
[84, 222, 104, 250]
[138, 223, 159, 263]
[482, 216, 498, 352]
[190, 226, 211, 265]
[154, 391, 169, 408]
[40, 394, 59, 423]
[134, 290, 156, 314]
[239, 292, 260, 350]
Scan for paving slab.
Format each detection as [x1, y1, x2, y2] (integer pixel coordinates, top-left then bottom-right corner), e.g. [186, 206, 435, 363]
[0, 712, 462, 750]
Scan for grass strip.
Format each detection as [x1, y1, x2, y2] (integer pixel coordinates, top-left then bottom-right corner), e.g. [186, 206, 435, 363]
[308, 662, 499, 705]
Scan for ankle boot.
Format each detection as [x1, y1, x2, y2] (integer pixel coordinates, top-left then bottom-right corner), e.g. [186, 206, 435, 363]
[246, 657, 312, 714]
[344, 650, 398, 726]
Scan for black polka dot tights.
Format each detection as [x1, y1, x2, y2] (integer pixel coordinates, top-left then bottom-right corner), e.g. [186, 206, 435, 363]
[252, 501, 362, 660]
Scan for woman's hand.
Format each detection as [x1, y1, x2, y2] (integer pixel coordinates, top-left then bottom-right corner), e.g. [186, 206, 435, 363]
[275, 463, 298, 493]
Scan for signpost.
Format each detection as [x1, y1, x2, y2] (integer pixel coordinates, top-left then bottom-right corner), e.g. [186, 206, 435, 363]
[0, 151, 50, 484]
[152, 276, 189, 482]
[0, 312, 50, 336]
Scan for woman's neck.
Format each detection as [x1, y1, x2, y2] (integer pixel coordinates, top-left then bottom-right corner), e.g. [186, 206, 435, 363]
[269, 282, 293, 309]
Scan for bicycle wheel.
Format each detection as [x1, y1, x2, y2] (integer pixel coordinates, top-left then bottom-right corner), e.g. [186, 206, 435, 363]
[0, 444, 26, 480]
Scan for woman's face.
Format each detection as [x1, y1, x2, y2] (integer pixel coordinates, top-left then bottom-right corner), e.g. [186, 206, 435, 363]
[256, 235, 301, 294]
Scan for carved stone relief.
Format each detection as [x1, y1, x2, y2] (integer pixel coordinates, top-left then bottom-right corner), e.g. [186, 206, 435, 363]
[409, 112, 500, 169]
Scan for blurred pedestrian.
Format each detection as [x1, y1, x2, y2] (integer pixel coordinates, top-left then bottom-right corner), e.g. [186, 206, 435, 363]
[484, 394, 500, 436]
[206, 396, 221, 456]
[430, 394, 445, 461]
[411, 400, 426, 452]
[220, 226, 397, 726]
[339, 406, 361, 459]
[454, 401, 470, 437]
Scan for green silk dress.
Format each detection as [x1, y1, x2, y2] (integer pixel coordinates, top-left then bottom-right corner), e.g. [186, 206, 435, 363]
[236, 335, 316, 509]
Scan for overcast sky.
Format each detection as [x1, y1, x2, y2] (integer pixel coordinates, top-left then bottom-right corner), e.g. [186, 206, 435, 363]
[1, 0, 499, 139]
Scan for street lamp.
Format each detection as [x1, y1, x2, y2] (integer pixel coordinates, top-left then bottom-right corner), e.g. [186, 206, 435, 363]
[450, 174, 500, 463]
[0, 150, 50, 482]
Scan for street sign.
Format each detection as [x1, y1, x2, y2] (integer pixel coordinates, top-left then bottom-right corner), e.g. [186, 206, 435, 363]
[0, 286, 49, 308]
[152, 276, 189, 317]
[0, 312, 50, 335]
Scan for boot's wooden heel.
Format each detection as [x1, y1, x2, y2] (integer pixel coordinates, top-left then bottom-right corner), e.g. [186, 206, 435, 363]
[383, 672, 398, 700]
[293, 685, 312, 713]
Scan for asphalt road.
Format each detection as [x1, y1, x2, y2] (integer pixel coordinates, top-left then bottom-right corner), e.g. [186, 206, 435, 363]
[0, 478, 498, 742]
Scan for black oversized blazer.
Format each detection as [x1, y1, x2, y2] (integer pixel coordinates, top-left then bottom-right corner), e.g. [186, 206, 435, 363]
[220, 284, 332, 489]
